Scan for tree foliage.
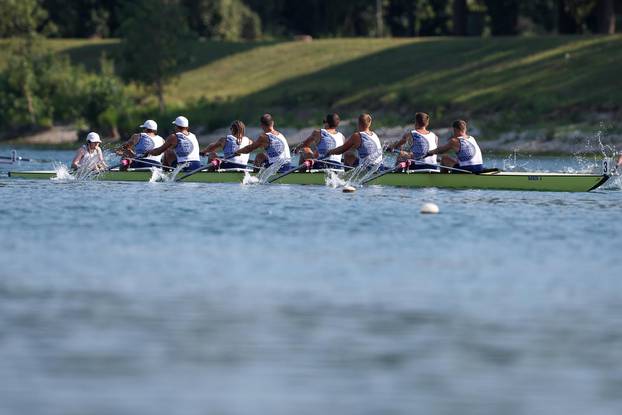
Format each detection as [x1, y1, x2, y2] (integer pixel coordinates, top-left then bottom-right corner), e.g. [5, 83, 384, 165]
[118, 0, 191, 113]
[184, 0, 262, 40]
[0, 0, 51, 37]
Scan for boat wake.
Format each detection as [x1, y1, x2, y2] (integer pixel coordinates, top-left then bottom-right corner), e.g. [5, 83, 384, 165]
[50, 163, 100, 181]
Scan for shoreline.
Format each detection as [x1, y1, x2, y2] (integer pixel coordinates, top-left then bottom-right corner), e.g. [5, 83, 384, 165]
[1, 124, 620, 156]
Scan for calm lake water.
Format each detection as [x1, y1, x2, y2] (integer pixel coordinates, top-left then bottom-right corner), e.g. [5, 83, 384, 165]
[1, 148, 622, 415]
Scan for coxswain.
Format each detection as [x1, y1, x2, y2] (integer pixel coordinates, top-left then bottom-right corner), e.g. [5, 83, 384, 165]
[326, 113, 383, 168]
[71, 132, 107, 171]
[386, 112, 439, 170]
[115, 119, 165, 170]
[234, 114, 291, 172]
[425, 119, 484, 173]
[143, 116, 201, 172]
[294, 113, 345, 170]
[200, 120, 252, 170]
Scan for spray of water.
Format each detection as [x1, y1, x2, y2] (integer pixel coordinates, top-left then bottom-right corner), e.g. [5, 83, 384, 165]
[242, 171, 260, 185]
[342, 149, 383, 188]
[502, 148, 531, 171]
[256, 159, 289, 184]
[324, 170, 348, 188]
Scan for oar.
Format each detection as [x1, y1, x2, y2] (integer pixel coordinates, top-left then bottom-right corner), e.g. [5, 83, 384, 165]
[361, 163, 405, 185]
[175, 155, 255, 182]
[106, 153, 147, 171]
[123, 157, 175, 171]
[407, 160, 499, 175]
[267, 156, 336, 184]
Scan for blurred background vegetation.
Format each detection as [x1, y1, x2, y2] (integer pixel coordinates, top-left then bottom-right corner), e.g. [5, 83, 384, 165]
[0, 0, 620, 141]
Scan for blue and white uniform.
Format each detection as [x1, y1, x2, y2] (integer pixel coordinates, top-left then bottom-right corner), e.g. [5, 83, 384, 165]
[357, 131, 383, 167]
[409, 130, 439, 170]
[132, 133, 165, 168]
[455, 135, 484, 172]
[222, 135, 251, 168]
[265, 132, 291, 172]
[174, 132, 201, 171]
[315, 129, 345, 169]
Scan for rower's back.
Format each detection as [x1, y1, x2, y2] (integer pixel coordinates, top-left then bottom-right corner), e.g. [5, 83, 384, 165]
[266, 130, 291, 163]
[224, 134, 251, 165]
[175, 131, 200, 163]
[136, 133, 165, 162]
[456, 135, 483, 167]
[410, 130, 438, 166]
[318, 129, 345, 162]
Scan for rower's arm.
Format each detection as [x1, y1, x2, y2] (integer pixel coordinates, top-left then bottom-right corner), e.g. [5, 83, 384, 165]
[427, 137, 458, 156]
[200, 137, 226, 156]
[386, 133, 408, 152]
[146, 134, 177, 157]
[236, 135, 266, 155]
[327, 133, 360, 156]
[97, 147, 108, 168]
[71, 147, 85, 169]
[115, 134, 140, 156]
[294, 130, 321, 152]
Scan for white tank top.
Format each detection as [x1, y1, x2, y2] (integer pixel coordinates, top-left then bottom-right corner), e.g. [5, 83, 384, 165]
[318, 129, 345, 163]
[223, 135, 251, 165]
[358, 131, 383, 166]
[175, 132, 200, 163]
[456, 135, 483, 167]
[266, 132, 291, 164]
[135, 133, 164, 162]
[409, 130, 438, 166]
[79, 145, 102, 168]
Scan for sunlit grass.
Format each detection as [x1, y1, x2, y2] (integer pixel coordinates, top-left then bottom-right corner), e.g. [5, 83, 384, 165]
[0, 35, 620, 131]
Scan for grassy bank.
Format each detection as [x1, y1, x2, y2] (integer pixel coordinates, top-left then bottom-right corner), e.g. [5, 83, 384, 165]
[1, 36, 621, 138]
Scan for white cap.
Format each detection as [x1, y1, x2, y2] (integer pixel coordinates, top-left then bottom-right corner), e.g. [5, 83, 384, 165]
[140, 119, 158, 131]
[172, 116, 189, 128]
[86, 132, 101, 143]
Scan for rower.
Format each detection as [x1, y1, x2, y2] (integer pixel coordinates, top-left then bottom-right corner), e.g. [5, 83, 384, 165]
[200, 120, 253, 170]
[425, 119, 484, 173]
[386, 112, 439, 170]
[294, 113, 345, 170]
[71, 132, 107, 171]
[143, 116, 201, 172]
[326, 113, 383, 168]
[234, 114, 291, 172]
[116, 119, 164, 170]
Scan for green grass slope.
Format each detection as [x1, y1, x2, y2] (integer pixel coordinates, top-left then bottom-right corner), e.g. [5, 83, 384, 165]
[2, 36, 621, 133]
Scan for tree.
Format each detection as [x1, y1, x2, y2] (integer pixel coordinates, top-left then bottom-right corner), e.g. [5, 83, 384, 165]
[596, 0, 615, 33]
[184, 0, 261, 40]
[484, 0, 520, 35]
[118, 0, 191, 113]
[452, 0, 467, 36]
[0, 0, 50, 37]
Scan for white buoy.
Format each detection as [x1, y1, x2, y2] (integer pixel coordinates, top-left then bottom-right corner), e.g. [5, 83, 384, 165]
[420, 202, 439, 214]
[342, 185, 357, 193]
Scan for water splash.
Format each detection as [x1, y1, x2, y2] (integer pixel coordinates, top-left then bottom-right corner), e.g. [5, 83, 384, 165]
[343, 150, 383, 188]
[502, 148, 531, 171]
[572, 123, 618, 174]
[242, 171, 260, 185]
[51, 163, 100, 181]
[148, 167, 177, 183]
[256, 159, 289, 184]
[325, 170, 348, 188]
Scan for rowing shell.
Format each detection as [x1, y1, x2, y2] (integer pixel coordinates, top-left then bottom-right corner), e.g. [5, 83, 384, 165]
[7, 169, 609, 192]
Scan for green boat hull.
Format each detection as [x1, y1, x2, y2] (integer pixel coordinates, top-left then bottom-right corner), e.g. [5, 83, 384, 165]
[7, 169, 609, 192]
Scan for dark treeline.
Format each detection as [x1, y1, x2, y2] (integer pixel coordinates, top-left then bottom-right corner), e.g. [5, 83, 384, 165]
[1, 0, 619, 39]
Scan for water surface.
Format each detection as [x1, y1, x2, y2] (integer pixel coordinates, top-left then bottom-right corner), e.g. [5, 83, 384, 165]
[1, 149, 621, 415]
